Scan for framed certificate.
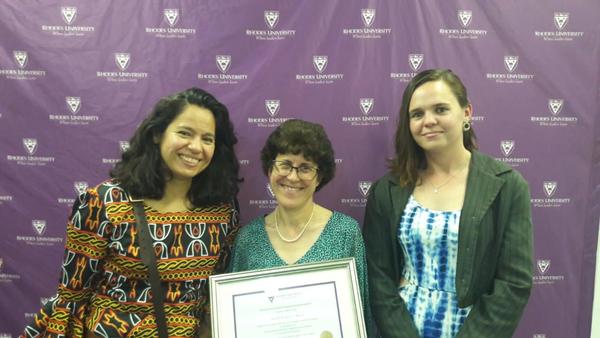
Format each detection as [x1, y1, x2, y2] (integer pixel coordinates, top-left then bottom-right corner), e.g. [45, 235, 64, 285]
[209, 257, 367, 338]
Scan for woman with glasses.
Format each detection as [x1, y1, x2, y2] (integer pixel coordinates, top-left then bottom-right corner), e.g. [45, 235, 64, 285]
[229, 119, 373, 335]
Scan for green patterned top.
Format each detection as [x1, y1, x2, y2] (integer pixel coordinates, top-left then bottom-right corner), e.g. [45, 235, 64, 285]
[229, 211, 374, 336]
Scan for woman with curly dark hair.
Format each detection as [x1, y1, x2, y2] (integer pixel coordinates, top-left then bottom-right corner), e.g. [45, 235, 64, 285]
[229, 119, 375, 336]
[21, 88, 241, 338]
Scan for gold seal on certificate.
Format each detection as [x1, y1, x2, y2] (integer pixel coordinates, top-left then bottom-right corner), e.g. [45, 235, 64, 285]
[209, 258, 367, 338]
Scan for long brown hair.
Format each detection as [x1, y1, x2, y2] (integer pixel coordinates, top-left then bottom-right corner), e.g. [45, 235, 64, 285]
[389, 69, 477, 187]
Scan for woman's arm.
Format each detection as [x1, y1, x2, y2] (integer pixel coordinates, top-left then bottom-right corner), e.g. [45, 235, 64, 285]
[362, 181, 419, 338]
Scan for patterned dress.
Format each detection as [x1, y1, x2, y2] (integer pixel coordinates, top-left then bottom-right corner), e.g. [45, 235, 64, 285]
[21, 180, 239, 338]
[228, 211, 373, 336]
[397, 196, 471, 338]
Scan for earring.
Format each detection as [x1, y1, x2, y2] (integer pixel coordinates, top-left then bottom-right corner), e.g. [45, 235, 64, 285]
[462, 120, 471, 131]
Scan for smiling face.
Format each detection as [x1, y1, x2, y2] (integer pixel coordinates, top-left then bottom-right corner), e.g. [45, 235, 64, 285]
[269, 153, 319, 211]
[158, 104, 216, 184]
[408, 80, 472, 155]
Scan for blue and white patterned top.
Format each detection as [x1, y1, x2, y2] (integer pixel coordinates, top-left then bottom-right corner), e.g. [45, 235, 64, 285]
[397, 195, 472, 338]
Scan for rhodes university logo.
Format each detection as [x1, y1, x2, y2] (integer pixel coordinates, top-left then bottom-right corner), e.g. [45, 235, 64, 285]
[264, 11, 279, 29]
[359, 181, 372, 197]
[391, 53, 425, 81]
[554, 12, 569, 30]
[13, 51, 28, 68]
[296, 55, 343, 85]
[548, 99, 563, 116]
[265, 100, 280, 117]
[486, 55, 533, 84]
[343, 8, 391, 39]
[119, 141, 130, 153]
[496, 140, 529, 167]
[164, 9, 179, 27]
[458, 10, 472, 27]
[500, 140, 514, 157]
[531, 98, 576, 127]
[543, 181, 557, 197]
[66, 96, 81, 114]
[361, 9, 376, 28]
[216, 55, 232, 73]
[114, 53, 130, 71]
[74, 181, 89, 195]
[537, 259, 550, 274]
[408, 54, 424, 72]
[359, 98, 374, 115]
[23, 138, 37, 155]
[439, 9, 487, 40]
[504, 55, 518, 73]
[32, 220, 47, 236]
[61, 7, 77, 25]
[534, 11, 582, 41]
[313, 56, 328, 73]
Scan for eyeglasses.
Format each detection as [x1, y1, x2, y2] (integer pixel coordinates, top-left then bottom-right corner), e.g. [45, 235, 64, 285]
[272, 160, 318, 180]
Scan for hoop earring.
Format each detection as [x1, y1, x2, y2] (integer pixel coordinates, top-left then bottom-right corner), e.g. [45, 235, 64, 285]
[463, 120, 471, 131]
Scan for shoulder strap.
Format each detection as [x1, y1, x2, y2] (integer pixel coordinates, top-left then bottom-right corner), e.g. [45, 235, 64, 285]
[132, 201, 169, 338]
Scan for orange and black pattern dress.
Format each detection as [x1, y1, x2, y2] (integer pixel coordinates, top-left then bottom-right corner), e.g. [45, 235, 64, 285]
[21, 180, 239, 338]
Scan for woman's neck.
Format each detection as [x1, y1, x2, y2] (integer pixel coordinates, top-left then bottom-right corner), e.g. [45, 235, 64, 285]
[424, 148, 471, 175]
[146, 178, 192, 212]
[277, 201, 315, 229]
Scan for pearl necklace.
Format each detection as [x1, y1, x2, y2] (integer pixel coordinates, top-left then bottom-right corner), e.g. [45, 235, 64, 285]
[274, 204, 315, 243]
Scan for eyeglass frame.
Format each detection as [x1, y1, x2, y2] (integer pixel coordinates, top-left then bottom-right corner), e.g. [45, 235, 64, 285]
[271, 160, 319, 180]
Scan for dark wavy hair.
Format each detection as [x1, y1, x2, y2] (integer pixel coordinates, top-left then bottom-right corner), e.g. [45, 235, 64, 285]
[110, 87, 240, 206]
[390, 69, 478, 187]
[260, 119, 335, 191]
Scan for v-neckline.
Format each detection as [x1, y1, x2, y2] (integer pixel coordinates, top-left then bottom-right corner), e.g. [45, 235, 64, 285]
[262, 211, 335, 265]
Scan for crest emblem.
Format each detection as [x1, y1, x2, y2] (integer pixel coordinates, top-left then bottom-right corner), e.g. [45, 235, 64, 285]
[500, 140, 515, 157]
[543, 181, 557, 197]
[408, 54, 424, 72]
[32, 220, 47, 236]
[114, 53, 130, 71]
[359, 98, 374, 115]
[164, 9, 179, 27]
[74, 181, 89, 195]
[266, 184, 275, 199]
[537, 259, 550, 274]
[313, 55, 328, 73]
[61, 7, 77, 25]
[13, 50, 28, 69]
[265, 100, 280, 117]
[23, 138, 38, 155]
[216, 55, 231, 73]
[361, 9, 376, 28]
[264, 10, 279, 29]
[548, 99, 563, 116]
[504, 55, 518, 73]
[119, 141, 130, 153]
[458, 10, 472, 27]
[359, 181, 372, 197]
[65, 96, 81, 114]
[553, 12, 569, 30]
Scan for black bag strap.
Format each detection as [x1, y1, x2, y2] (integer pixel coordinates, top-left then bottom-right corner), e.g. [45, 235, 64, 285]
[131, 200, 169, 338]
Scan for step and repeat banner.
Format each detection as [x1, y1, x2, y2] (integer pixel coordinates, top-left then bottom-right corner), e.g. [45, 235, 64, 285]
[0, 1, 598, 337]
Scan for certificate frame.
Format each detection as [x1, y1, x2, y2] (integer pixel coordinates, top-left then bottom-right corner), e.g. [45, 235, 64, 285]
[209, 257, 367, 338]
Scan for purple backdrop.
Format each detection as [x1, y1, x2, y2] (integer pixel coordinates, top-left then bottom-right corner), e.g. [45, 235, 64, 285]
[1, 1, 599, 337]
